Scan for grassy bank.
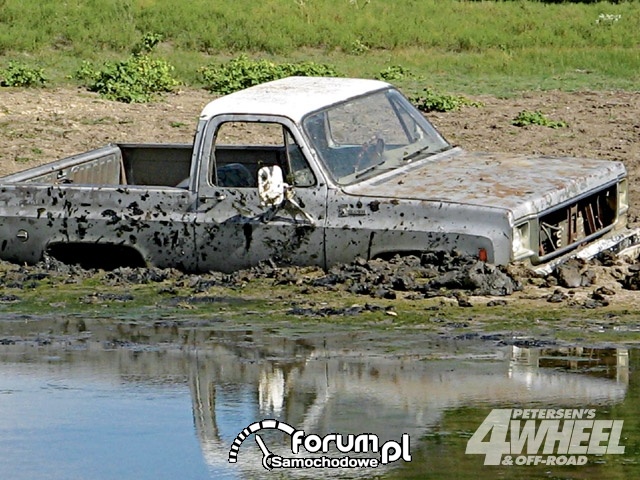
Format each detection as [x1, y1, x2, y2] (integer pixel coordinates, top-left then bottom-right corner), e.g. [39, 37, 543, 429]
[0, 0, 639, 95]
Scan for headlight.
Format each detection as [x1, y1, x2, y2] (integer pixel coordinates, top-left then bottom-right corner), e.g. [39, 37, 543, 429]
[512, 222, 532, 259]
[618, 179, 629, 215]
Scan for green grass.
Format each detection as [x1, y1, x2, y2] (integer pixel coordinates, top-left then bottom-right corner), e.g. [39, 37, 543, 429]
[0, 1, 639, 95]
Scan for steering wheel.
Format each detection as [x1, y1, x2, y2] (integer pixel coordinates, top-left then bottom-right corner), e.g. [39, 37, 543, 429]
[355, 135, 385, 172]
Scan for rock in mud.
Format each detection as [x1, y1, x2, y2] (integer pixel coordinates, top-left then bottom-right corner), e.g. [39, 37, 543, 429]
[80, 292, 134, 303]
[487, 299, 508, 307]
[582, 291, 610, 309]
[594, 285, 615, 296]
[456, 296, 473, 308]
[104, 267, 176, 285]
[426, 259, 521, 296]
[0, 249, 613, 307]
[620, 268, 640, 290]
[0, 294, 20, 303]
[554, 259, 596, 288]
[287, 303, 383, 317]
[372, 287, 397, 300]
[547, 289, 569, 303]
[38, 253, 93, 277]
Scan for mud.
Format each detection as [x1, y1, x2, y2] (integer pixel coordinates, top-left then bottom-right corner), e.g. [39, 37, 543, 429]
[311, 252, 521, 297]
[0, 251, 525, 298]
[0, 246, 638, 315]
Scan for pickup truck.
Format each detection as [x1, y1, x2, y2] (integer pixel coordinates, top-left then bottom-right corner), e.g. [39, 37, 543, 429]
[0, 76, 638, 273]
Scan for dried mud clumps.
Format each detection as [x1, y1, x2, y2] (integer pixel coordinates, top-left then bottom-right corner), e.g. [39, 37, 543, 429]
[2, 248, 639, 310]
[311, 251, 522, 299]
[103, 267, 178, 285]
[0, 250, 538, 300]
[620, 265, 640, 291]
[553, 259, 597, 289]
[548, 254, 640, 294]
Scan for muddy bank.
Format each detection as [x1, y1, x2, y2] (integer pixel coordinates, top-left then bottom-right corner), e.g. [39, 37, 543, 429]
[2, 247, 640, 351]
[1, 249, 639, 312]
[40, 250, 640, 294]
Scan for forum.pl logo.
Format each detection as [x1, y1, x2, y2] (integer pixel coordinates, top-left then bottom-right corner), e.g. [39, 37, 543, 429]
[466, 408, 625, 466]
[228, 419, 412, 471]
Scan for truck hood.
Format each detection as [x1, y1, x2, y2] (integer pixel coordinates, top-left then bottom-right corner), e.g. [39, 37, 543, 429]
[342, 148, 626, 219]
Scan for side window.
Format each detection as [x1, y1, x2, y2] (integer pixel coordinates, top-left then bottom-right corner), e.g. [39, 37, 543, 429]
[211, 122, 315, 188]
[284, 130, 315, 187]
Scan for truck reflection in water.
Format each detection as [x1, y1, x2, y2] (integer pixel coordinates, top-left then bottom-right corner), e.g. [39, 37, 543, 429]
[0, 331, 630, 479]
[188, 332, 629, 477]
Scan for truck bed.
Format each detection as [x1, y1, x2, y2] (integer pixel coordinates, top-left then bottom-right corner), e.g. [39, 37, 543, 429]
[0, 143, 289, 188]
[0, 144, 194, 187]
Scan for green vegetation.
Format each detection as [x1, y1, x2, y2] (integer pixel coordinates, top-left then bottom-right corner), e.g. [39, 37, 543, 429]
[0, 0, 637, 96]
[375, 65, 415, 82]
[74, 55, 178, 103]
[512, 109, 569, 128]
[199, 54, 339, 94]
[73, 35, 179, 102]
[0, 61, 46, 87]
[410, 88, 484, 113]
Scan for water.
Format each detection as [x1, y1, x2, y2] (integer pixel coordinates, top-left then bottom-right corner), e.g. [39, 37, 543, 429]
[0, 328, 637, 479]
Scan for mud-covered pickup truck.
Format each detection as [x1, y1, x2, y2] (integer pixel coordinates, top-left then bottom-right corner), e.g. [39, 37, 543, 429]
[0, 76, 638, 273]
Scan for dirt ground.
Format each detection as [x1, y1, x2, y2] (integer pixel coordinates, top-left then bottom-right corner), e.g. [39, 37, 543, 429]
[0, 86, 638, 221]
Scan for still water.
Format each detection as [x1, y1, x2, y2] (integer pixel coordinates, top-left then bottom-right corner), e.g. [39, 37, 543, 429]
[0, 326, 637, 480]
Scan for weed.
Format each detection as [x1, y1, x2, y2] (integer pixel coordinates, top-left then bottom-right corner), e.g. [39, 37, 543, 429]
[349, 39, 370, 55]
[170, 121, 187, 128]
[512, 110, 568, 128]
[348, 0, 371, 9]
[410, 88, 483, 113]
[199, 55, 340, 94]
[596, 13, 622, 25]
[74, 35, 179, 103]
[132, 32, 164, 55]
[376, 65, 414, 81]
[294, 0, 312, 23]
[0, 62, 47, 88]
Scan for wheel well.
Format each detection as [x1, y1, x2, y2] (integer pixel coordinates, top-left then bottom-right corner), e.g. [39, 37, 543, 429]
[46, 243, 146, 270]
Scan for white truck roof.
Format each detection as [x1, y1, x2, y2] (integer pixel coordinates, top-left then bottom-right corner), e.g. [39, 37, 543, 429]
[199, 76, 390, 123]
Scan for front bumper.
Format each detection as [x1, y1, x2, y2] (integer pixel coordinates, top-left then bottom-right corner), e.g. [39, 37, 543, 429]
[533, 227, 640, 275]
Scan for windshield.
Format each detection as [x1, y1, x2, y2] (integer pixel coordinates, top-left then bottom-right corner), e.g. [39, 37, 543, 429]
[302, 88, 450, 184]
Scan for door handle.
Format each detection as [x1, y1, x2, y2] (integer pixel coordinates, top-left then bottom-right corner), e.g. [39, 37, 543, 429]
[214, 191, 226, 201]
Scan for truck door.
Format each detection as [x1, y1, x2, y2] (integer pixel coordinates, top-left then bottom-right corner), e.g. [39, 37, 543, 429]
[194, 118, 327, 272]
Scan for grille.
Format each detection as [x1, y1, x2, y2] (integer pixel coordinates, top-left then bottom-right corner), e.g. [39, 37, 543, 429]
[538, 184, 617, 260]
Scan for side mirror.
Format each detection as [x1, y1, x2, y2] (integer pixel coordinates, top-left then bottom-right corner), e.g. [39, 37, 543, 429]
[258, 165, 285, 207]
